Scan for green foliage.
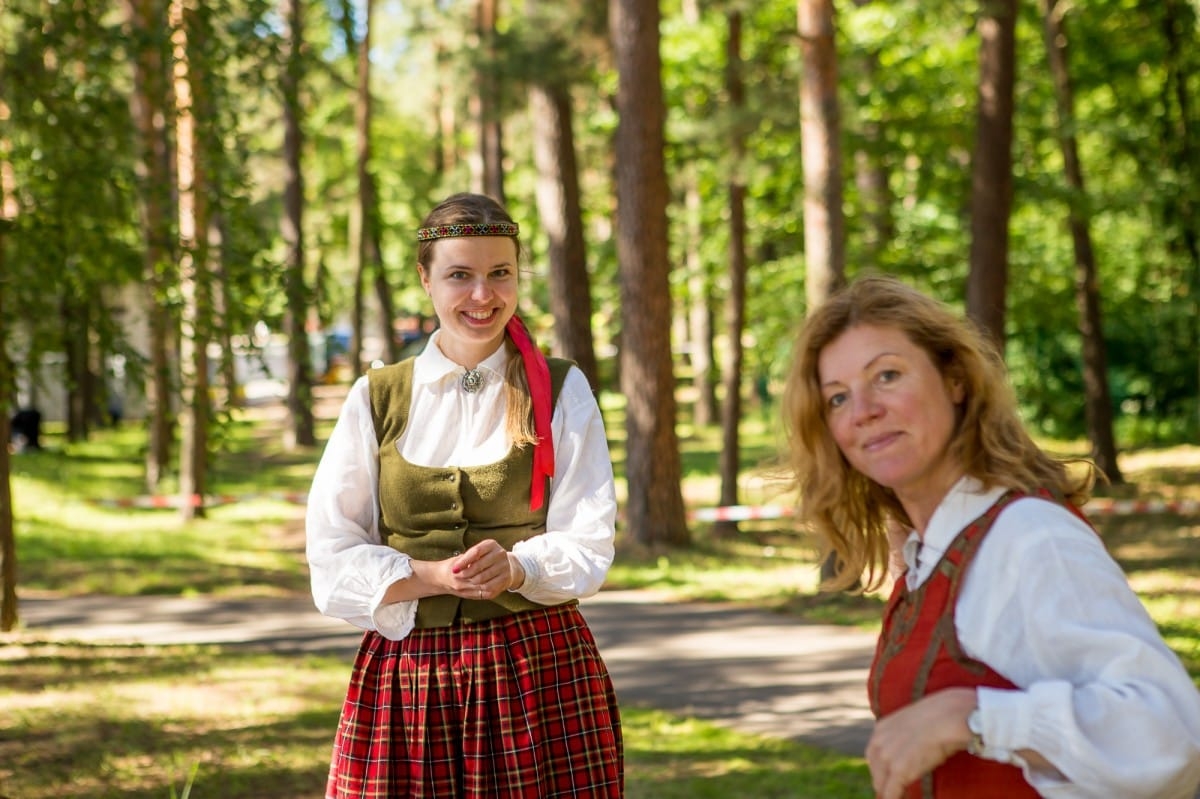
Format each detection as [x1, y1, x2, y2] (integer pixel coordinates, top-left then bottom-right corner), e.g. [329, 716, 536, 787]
[2, 0, 1199, 459]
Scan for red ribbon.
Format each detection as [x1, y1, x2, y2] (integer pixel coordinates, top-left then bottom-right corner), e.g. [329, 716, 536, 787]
[505, 314, 555, 510]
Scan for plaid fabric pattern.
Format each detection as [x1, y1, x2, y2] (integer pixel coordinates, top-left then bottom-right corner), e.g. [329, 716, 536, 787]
[326, 604, 624, 798]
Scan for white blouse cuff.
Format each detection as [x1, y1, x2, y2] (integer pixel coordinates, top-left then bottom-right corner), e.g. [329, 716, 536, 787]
[510, 551, 541, 597]
[980, 685, 1070, 785]
[978, 686, 1027, 759]
[367, 562, 418, 642]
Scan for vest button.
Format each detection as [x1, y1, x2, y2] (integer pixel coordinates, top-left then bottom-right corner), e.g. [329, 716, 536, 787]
[450, 502, 458, 510]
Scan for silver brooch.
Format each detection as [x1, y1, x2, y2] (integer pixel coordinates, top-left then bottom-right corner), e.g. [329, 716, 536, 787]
[461, 368, 484, 393]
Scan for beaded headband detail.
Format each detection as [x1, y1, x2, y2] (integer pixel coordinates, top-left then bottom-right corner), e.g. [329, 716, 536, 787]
[416, 222, 519, 241]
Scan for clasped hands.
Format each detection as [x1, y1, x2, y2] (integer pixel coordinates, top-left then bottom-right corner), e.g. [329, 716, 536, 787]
[385, 539, 526, 604]
[445, 539, 525, 600]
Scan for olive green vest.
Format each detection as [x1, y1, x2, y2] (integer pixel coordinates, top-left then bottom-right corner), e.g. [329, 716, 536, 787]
[368, 356, 575, 628]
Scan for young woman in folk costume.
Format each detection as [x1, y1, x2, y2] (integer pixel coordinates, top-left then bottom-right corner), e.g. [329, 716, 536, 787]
[307, 192, 623, 798]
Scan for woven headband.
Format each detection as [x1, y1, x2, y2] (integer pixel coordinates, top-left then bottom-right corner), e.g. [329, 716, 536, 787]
[416, 222, 519, 242]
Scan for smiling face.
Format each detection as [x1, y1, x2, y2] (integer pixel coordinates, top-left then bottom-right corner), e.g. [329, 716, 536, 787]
[818, 323, 965, 531]
[419, 235, 519, 367]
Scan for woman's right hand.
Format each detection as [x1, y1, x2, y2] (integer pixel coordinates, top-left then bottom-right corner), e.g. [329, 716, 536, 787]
[865, 687, 976, 799]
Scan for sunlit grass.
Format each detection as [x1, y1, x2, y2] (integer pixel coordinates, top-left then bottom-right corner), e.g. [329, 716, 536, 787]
[0, 643, 345, 799]
[10, 413, 313, 596]
[623, 707, 872, 798]
[0, 640, 874, 799]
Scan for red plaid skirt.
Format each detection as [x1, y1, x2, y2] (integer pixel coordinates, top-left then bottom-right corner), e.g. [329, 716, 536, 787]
[325, 603, 624, 798]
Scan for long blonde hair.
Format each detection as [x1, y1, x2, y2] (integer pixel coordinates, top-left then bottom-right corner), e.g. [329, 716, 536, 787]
[781, 275, 1097, 591]
[416, 193, 537, 448]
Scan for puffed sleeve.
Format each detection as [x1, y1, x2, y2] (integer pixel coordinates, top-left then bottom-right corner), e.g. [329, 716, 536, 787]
[961, 498, 1200, 799]
[509, 367, 618, 604]
[305, 376, 418, 641]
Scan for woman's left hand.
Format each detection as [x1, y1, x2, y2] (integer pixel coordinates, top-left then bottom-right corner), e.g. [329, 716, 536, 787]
[865, 687, 977, 799]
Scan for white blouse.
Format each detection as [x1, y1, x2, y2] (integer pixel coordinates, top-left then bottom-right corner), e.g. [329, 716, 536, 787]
[900, 477, 1200, 798]
[305, 331, 618, 642]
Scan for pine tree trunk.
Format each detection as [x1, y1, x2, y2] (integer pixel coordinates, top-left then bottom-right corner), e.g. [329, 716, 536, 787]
[530, 72, 601, 391]
[282, 0, 316, 447]
[0, 193, 19, 632]
[611, 0, 689, 548]
[965, 0, 1017, 351]
[1040, 0, 1123, 483]
[714, 10, 748, 539]
[171, 0, 210, 521]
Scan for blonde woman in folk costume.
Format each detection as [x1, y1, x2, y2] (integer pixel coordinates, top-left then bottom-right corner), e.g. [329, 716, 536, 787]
[781, 274, 1200, 799]
[306, 192, 623, 798]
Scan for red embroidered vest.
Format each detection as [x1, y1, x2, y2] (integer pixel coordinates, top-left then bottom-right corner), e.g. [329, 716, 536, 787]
[867, 490, 1039, 799]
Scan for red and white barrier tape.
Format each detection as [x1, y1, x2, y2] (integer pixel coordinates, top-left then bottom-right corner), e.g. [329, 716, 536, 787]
[89, 492, 309, 509]
[88, 495, 1200, 517]
[691, 498, 1200, 522]
[1083, 497, 1200, 516]
[690, 505, 796, 522]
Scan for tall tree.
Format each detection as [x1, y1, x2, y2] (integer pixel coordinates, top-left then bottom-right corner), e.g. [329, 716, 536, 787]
[474, 0, 506, 203]
[679, 0, 717, 427]
[799, 0, 846, 583]
[345, 0, 398, 376]
[1159, 0, 1200, 436]
[361, 0, 400, 367]
[610, 0, 688, 548]
[527, 0, 601, 391]
[850, 0, 893, 259]
[684, 180, 717, 426]
[1040, 0, 1122, 483]
[798, 0, 845, 312]
[530, 82, 601, 390]
[713, 8, 749, 539]
[0, 127, 17, 632]
[126, 0, 175, 489]
[170, 0, 211, 520]
[282, 0, 316, 448]
[965, 0, 1017, 349]
[126, 0, 176, 491]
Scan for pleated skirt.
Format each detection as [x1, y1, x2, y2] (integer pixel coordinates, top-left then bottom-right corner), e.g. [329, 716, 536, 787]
[325, 603, 624, 798]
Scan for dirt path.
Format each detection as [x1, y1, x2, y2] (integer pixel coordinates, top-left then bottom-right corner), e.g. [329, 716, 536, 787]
[16, 589, 877, 757]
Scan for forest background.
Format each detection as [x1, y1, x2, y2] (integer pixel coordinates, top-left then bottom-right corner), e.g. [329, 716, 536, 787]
[1, 0, 1199, 633]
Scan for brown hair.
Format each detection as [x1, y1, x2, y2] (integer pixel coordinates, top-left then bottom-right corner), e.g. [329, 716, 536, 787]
[781, 274, 1097, 591]
[417, 193, 536, 448]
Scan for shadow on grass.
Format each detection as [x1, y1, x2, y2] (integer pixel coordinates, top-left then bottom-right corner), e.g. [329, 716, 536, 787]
[1, 712, 337, 799]
[16, 541, 310, 596]
[0, 645, 346, 799]
[776, 592, 886, 628]
[1097, 513, 1200, 575]
[622, 707, 872, 799]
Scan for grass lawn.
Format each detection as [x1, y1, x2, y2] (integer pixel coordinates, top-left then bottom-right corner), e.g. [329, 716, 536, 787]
[2, 389, 1197, 797]
[0, 640, 874, 798]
